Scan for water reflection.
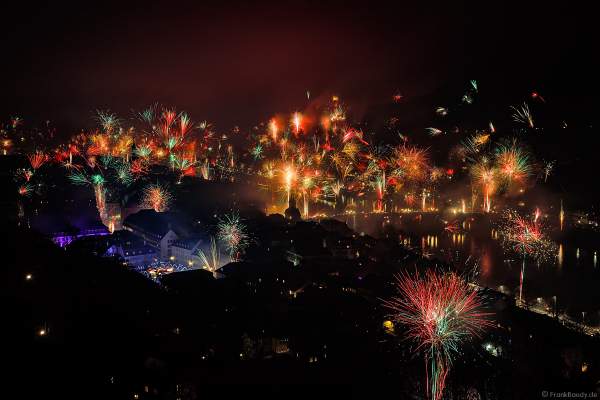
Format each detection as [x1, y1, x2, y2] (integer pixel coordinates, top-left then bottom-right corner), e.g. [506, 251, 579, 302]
[558, 244, 563, 269]
[452, 233, 466, 246]
[335, 212, 600, 317]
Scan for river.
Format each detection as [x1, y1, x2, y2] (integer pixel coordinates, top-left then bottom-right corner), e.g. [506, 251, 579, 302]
[333, 211, 600, 326]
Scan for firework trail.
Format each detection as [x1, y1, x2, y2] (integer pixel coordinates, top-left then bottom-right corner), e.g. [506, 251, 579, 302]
[195, 236, 221, 276]
[531, 91, 546, 103]
[292, 112, 302, 135]
[470, 79, 478, 92]
[559, 200, 565, 231]
[383, 270, 492, 400]
[470, 159, 496, 212]
[199, 159, 211, 180]
[543, 160, 555, 182]
[284, 165, 296, 204]
[372, 170, 386, 212]
[342, 127, 368, 145]
[67, 170, 108, 220]
[426, 127, 444, 137]
[511, 103, 534, 128]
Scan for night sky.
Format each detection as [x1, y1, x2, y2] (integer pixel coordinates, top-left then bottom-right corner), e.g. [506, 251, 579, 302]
[1, 1, 597, 202]
[1, 1, 594, 124]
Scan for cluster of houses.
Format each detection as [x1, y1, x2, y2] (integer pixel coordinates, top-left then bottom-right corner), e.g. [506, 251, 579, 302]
[105, 209, 225, 271]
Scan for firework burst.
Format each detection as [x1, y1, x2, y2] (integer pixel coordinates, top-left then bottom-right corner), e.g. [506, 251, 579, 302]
[495, 140, 531, 183]
[497, 209, 557, 303]
[96, 110, 121, 134]
[217, 212, 249, 261]
[497, 209, 556, 262]
[28, 151, 48, 170]
[141, 183, 173, 212]
[114, 162, 134, 186]
[18, 183, 33, 197]
[383, 270, 492, 400]
[393, 145, 429, 182]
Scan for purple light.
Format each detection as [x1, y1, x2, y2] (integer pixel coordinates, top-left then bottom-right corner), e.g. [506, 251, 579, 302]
[52, 229, 110, 248]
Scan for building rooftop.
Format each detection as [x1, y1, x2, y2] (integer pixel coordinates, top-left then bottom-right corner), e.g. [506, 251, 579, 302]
[172, 233, 208, 250]
[123, 209, 191, 238]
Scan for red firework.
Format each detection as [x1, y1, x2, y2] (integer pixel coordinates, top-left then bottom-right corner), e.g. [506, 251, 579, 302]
[383, 270, 492, 400]
[28, 151, 48, 170]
